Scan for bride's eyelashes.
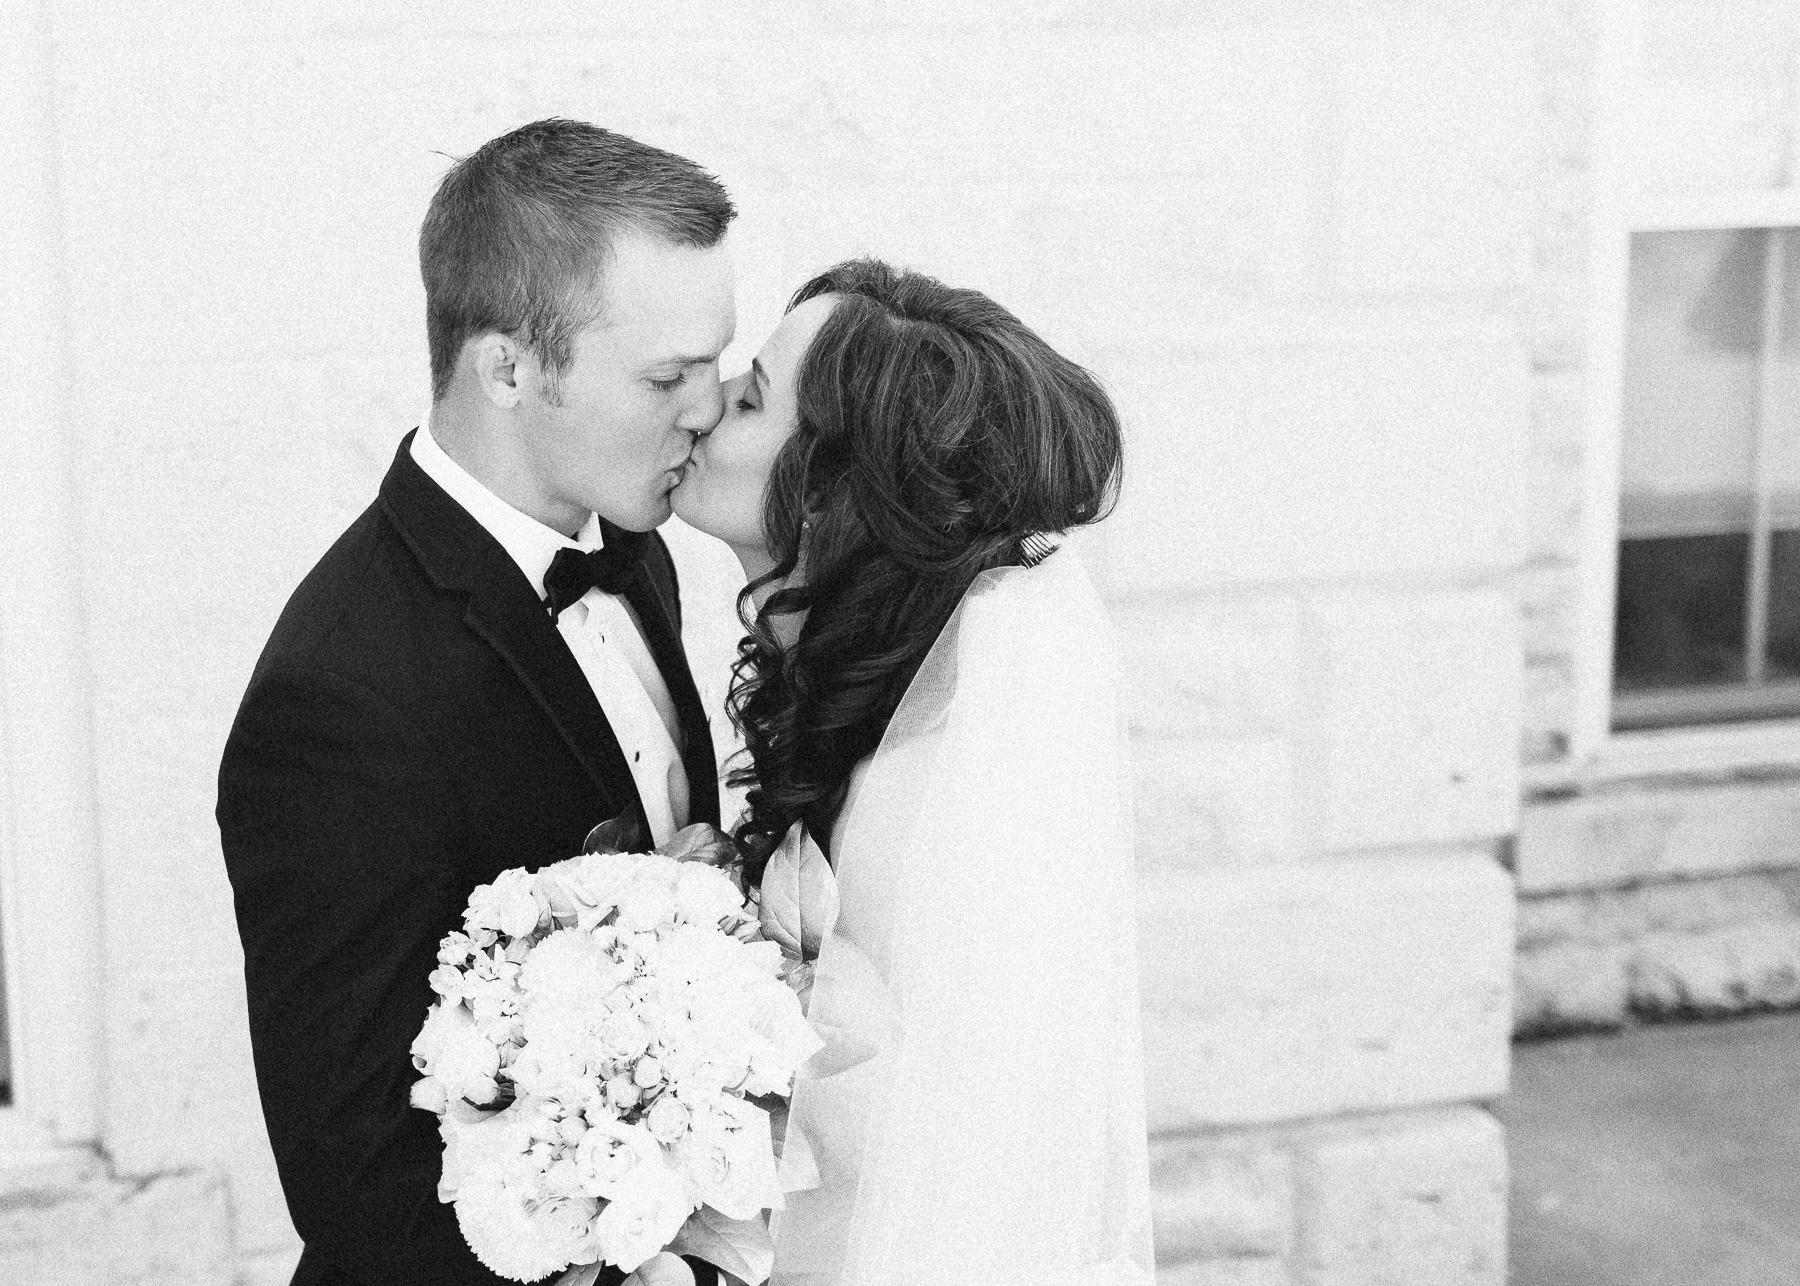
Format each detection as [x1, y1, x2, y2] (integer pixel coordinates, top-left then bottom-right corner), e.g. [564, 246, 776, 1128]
[646, 372, 687, 393]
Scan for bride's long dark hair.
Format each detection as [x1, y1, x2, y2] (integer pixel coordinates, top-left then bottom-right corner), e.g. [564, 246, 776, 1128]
[727, 259, 1123, 885]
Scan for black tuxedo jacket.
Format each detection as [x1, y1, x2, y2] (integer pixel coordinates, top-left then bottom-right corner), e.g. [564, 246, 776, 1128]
[218, 434, 720, 1286]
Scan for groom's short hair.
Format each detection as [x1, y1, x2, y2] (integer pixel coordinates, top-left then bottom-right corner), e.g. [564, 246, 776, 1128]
[420, 118, 736, 401]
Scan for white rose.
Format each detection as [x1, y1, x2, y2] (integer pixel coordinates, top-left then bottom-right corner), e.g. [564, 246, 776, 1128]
[593, 1011, 651, 1062]
[605, 1073, 642, 1110]
[464, 877, 507, 939]
[532, 857, 587, 926]
[438, 931, 478, 967]
[409, 1075, 449, 1115]
[570, 852, 640, 930]
[528, 1193, 599, 1259]
[410, 1002, 502, 1106]
[427, 964, 466, 1000]
[437, 1099, 535, 1202]
[615, 875, 679, 934]
[673, 863, 748, 929]
[590, 1155, 695, 1273]
[487, 867, 547, 940]
[680, 1098, 780, 1220]
[572, 1118, 665, 1200]
[646, 1094, 691, 1144]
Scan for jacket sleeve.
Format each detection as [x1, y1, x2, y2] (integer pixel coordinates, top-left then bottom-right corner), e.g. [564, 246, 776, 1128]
[218, 664, 526, 1286]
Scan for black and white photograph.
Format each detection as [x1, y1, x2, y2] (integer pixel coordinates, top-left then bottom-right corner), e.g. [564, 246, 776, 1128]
[2, 2, 1798, 1284]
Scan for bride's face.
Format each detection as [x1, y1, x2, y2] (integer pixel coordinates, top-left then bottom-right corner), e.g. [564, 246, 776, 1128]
[672, 293, 840, 561]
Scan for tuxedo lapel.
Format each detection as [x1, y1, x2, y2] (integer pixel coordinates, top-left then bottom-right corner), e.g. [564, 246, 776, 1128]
[377, 433, 643, 820]
[617, 534, 721, 828]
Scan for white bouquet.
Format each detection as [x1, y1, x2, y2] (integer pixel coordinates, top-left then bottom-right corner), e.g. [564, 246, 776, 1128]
[410, 824, 822, 1284]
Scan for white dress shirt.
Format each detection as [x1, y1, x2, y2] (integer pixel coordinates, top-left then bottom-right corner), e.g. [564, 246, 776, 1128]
[410, 420, 690, 844]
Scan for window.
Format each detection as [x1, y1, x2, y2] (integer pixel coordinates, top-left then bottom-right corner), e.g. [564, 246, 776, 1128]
[1613, 226, 1800, 730]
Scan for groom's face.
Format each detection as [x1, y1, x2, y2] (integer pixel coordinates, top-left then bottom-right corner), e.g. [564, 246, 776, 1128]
[521, 229, 737, 532]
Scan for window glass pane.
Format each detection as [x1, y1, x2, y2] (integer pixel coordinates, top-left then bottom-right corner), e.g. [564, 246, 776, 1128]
[0, 933, 9, 1105]
[1615, 533, 1748, 689]
[1618, 229, 1761, 539]
[1767, 529, 1800, 681]
[1614, 227, 1800, 728]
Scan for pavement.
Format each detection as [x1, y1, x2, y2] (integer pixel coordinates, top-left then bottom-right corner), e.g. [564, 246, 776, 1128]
[1496, 1010, 1800, 1285]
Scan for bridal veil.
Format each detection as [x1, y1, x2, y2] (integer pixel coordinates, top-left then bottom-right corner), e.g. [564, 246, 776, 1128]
[769, 545, 1155, 1286]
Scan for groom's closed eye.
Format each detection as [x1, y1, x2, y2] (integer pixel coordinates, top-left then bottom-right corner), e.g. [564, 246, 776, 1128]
[644, 350, 726, 394]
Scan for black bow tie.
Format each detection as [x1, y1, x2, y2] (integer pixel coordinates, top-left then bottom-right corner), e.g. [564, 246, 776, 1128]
[544, 529, 648, 619]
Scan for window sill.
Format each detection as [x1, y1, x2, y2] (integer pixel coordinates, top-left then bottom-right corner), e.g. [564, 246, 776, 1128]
[1527, 716, 1800, 795]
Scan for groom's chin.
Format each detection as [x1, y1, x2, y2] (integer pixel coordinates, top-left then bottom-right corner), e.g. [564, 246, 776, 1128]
[601, 492, 675, 533]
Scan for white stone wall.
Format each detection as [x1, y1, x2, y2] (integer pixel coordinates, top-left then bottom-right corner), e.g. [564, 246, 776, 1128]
[2, 1, 1540, 1281]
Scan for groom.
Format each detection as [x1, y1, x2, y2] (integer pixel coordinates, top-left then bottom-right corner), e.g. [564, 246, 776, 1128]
[218, 120, 735, 1286]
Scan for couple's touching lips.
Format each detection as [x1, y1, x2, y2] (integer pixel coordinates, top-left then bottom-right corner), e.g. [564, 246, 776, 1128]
[671, 292, 840, 582]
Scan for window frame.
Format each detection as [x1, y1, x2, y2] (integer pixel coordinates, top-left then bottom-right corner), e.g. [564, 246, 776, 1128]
[1559, 0, 1800, 787]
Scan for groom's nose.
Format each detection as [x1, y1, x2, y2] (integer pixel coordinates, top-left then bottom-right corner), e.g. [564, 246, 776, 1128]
[675, 367, 725, 436]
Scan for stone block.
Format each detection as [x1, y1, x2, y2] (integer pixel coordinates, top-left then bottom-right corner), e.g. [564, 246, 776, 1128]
[1310, 590, 1521, 851]
[1295, 1107, 1507, 1286]
[1514, 872, 1800, 1031]
[1114, 596, 1306, 743]
[0, 1167, 232, 1285]
[1621, 875, 1796, 937]
[1512, 941, 1629, 1036]
[1133, 738, 1300, 870]
[1137, 852, 1513, 1130]
[1518, 777, 1800, 893]
[1527, 367, 1588, 465]
[1520, 654, 1574, 768]
[1331, 10, 1534, 294]
[1151, 1133, 1294, 1264]
[1629, 922, 1800, 1018]
[1104, 336, 1527, 592]
[1523, 460, 1584, 565]
[1517, 562, 1577, 666]
[1629, 0, 1800, 192]
[1515, 887, 1621, 949]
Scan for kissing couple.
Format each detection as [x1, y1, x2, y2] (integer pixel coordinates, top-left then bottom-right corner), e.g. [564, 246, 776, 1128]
[218, 118, 1152, 1286]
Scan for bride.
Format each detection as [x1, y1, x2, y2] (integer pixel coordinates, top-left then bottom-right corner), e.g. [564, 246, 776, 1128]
[663, 258, 1154, 1286]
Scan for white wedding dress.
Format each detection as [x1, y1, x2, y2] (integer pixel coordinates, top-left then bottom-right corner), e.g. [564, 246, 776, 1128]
[762, 546, 1155, 1286]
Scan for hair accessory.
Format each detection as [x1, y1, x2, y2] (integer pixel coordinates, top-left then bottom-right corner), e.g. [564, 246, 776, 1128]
[1017, 532, 1060, 568]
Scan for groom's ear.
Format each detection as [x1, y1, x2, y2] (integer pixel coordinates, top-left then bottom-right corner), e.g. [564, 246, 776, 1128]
[469, 332, 525, 409]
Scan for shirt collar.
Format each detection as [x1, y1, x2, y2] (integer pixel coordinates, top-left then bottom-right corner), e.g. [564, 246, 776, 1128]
[410, 409, 602, 600]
